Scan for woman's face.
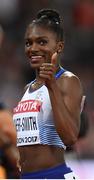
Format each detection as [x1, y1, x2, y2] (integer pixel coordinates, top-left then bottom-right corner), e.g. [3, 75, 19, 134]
[25, 24, 60, 69]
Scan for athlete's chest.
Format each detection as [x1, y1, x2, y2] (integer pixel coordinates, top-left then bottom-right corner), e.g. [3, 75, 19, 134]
[13, 85, 52, 146]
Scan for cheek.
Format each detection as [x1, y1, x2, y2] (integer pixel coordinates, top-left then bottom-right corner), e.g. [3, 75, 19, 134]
[25, 46, 27, 53]
[42, 46, 57, 63]
[42, 48, 52, 62]
[47, 52, 52, 62]
[25, 47, 29, 56]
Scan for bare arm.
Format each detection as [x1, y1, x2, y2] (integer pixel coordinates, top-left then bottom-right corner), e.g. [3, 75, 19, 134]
[0, 109, 20, 178]
[47, 72, 83, 145]
[0, 110, 17, 145]
[39, 53, 83, 146]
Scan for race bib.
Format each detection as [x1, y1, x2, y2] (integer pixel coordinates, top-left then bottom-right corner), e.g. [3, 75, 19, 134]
[13, 100, 42, 146]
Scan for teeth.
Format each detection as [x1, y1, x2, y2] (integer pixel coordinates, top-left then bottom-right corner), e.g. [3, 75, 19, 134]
[32, 56, 42, 59]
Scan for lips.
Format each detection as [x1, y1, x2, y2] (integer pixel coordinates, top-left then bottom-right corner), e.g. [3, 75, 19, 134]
[30, 55, 44, 63]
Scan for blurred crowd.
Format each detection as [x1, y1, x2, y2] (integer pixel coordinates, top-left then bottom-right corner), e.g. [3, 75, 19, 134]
[0, 0, 94, 159]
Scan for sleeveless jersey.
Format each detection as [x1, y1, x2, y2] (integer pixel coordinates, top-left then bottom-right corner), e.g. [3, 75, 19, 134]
[13, 68, 66, 149]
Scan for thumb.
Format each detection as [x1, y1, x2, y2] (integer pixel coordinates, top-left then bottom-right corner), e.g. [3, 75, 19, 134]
[51, 52, 58, 66]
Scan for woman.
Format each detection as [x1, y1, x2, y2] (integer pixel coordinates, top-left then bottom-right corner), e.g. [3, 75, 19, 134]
[13, 9, 83, 179]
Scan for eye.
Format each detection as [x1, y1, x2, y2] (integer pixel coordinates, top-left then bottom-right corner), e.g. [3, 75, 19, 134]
[38, 39, 48, 46]
[25, 40, 32, 47]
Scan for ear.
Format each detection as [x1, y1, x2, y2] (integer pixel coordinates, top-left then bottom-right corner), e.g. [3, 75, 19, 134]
[56, 41, 64, 53]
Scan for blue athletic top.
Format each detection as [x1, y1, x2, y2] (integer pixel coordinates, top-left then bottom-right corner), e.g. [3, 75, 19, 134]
[13, 68, 66, 149]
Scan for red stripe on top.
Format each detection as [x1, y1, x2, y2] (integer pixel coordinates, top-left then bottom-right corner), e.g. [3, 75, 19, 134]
[13, 100, 42, 114]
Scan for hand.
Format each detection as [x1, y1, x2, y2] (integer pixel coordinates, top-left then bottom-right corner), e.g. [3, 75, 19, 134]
[51, 52, 58, 66]
[39, 52, 58, 82]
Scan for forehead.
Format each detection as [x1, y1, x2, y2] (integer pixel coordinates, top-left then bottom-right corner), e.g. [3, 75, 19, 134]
[25, 24, 57, 40]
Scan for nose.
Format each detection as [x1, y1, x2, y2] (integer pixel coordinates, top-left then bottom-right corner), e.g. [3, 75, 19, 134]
[30, 42, 39, 52]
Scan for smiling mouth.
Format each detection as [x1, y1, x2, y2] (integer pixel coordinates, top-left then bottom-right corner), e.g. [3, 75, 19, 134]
[30, 55, 44, 63]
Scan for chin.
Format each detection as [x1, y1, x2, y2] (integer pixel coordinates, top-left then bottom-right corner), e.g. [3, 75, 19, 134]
[30, 63, 40, 69]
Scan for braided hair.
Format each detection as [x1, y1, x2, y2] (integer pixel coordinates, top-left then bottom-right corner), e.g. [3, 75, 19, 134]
[30, 9, 64, 41]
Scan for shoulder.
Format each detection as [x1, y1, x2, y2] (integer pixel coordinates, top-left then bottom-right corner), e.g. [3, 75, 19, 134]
[23, 82, 31, 93]
[62, 70, 81, 85]
[58, 70, 83, 95]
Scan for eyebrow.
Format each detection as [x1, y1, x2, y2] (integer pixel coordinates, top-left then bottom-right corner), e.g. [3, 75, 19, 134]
[24, 36, 48, 40]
